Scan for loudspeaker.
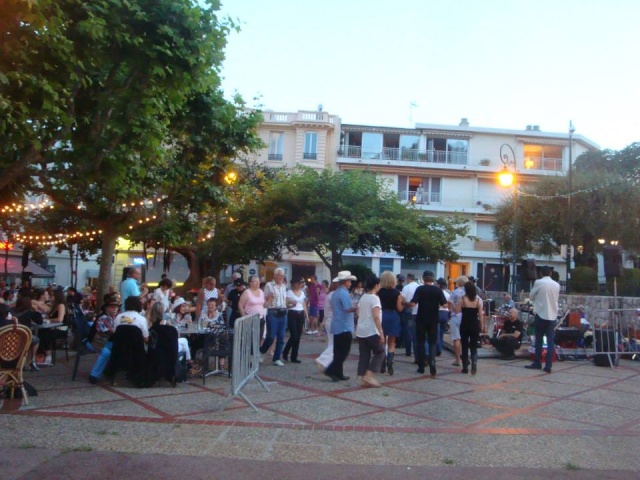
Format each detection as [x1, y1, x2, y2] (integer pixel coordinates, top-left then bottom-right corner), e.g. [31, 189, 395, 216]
[594, 329, 619, 367]
[522, 259, 537, 280]
[603, 245, 623, 277]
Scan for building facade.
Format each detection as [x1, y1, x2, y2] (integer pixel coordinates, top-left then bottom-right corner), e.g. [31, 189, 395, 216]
[250, 111, 600, 291]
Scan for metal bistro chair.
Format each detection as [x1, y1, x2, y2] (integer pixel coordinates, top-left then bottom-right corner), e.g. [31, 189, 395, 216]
[0, 324, 33, 404]
[202, 324, 231, 384]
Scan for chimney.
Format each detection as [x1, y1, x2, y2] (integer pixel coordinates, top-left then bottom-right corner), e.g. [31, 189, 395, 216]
[525, 125, 532, 131]
[459, 118, 469, 127]
[532, 125, 540, 131]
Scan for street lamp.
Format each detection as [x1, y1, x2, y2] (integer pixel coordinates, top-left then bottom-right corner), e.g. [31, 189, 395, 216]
[566, 121, 575, 293]
[498, 144, 518, 297]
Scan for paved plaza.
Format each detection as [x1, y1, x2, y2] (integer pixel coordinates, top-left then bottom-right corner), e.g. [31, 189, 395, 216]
[2, 335, 640, 479]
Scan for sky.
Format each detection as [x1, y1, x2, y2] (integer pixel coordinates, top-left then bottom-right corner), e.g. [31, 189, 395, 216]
[217, 0, 640, 151]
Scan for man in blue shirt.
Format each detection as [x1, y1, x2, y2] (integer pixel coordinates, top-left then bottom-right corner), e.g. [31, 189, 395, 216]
[120, 267, 148, 311]
[324, 271, 357, 382]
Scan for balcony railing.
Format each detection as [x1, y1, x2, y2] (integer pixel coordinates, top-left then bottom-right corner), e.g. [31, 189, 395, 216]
[303, 153, 317, 160]
[343, 146, 467, 165]
[524, 156, 563, 171]
[474, 240, 499, 251]
[263, 111, 335, 124]
[398, 190, 441, 204]
[268, 153, 283, 160]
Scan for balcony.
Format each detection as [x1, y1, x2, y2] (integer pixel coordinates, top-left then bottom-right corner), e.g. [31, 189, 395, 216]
[263, 111, 335, 125]
[342, 146, 468, 165]
[474, 240, 499, 251]
[398, 190, 441, 204]
[524, 156, 563, 171]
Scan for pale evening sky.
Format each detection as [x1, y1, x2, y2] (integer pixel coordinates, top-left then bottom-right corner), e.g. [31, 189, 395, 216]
[218, 0, 640, 151]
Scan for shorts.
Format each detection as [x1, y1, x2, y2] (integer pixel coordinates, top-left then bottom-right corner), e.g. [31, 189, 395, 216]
[449, 314, 461, 341]
[309, 305, 319, 317]
[381, 310, 401, 337]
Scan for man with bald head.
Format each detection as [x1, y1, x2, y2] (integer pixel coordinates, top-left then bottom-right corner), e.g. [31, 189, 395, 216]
[490, 308, 524, 360]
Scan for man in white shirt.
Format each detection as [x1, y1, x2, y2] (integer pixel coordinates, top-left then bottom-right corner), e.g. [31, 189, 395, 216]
[525, 266, 560, 373]
[114, 296, 149, 342]
[400, 273, 419, 359]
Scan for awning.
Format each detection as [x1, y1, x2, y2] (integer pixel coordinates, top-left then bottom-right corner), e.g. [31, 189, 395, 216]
[0, 257, 55, 278]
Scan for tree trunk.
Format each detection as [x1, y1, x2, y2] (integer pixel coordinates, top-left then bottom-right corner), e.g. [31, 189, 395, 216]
[330, 249, 342, 280]
[96, 225, 118, 307]
[174, 247, 200, 295]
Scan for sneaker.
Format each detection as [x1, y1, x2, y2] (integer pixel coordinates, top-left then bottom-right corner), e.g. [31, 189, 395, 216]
[543, 366, 552, 373]
[452, 361, 460, 367]
[312, 330, 319, 334]
[259, 356, 264, 363]
[89, 375, 98, 384]
[305, 330, 315, 335]
[291, 359, 301, 364]
[273, 360, 285, 367]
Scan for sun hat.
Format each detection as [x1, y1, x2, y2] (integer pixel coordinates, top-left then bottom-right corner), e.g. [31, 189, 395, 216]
[332, 270, 357, 282]
[172, 297, 186, 310]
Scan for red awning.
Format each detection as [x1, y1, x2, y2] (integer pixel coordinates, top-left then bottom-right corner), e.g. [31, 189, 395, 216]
[0, 256, 54, 278]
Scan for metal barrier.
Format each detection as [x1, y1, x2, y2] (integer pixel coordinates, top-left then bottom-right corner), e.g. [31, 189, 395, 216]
[230, 313, 269, 411]
[590, 308, 640, 368]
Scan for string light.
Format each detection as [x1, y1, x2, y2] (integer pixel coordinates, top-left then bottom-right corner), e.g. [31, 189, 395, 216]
[13, 230, 103, 246]
[1, 200, 54, 214]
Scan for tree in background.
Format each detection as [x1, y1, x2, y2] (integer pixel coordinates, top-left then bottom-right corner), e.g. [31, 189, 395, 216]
[2, 0, 261, 301]
[493, 143, 640, 276]
[235, 167, 470, 279]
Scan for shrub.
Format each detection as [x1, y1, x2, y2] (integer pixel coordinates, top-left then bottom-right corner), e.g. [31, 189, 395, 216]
[571, 266, 598, 293]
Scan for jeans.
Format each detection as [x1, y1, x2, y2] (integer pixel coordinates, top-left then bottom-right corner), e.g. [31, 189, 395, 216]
[283, 310, 305, 361]
[357, 335, 385, 376]
[90, 341, 112, 379]
[401, 311, 414, 355]
[260, 310, 287, 361]
[326, 331, 352, 378]
[415, 320, 438, 369]
[533, 314, 556, 369]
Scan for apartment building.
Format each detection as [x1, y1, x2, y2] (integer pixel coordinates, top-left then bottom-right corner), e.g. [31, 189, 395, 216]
[249, 111, 600, 290]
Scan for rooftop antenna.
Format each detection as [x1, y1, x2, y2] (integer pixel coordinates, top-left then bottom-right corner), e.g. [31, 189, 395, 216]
[409, 101, 417, 127]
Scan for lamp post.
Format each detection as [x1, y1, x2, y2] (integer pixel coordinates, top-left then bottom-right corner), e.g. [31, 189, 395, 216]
[566, 121, 575, 293]
[498, 144, 518, 298]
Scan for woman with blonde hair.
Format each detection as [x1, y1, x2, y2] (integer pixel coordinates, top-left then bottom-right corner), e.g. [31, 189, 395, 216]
[377, 270, 404, 375]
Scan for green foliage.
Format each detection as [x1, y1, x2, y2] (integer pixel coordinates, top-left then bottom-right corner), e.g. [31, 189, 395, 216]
[236, 167, 469, 276]
[615, 268, 640, 297]
[1, 0, 261, 297]
[570, 266, 598, 294]
[493, 143, 640, 275]
[340, 263, 376, 282]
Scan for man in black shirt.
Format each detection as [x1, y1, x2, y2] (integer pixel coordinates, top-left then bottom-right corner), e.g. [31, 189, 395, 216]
[490, 308, 524, 359]
[226, 278, 246, 329]
[409, 271, 447, 377]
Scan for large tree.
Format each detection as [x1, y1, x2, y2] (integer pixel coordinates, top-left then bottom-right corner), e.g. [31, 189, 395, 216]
[2, 0, 260, 300]
[236, 167, 470, 278]
[493, 143, 640, 273]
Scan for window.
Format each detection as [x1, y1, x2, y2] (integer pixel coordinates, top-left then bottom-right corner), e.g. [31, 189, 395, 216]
[523, 144, 563, 171]
[399, 176, 442, 204]
[400, 135, 419, 161]
[268, 132, 283, 160]
[427, 138, 468, 164]
[362, 132, 383, 159]
[379, 258, 394, 275]
[303, 132, 317, 160]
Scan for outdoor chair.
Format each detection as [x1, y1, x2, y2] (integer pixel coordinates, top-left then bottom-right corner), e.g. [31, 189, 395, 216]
[0, 324, 33, 405]
[147, 324, 179, 387]
[71, 310, 96, 381]
[104, 325, 147, 387]
[202, 326, 231, 384]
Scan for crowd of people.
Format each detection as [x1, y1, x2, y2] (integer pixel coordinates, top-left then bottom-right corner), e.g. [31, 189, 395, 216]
[0, 264, 560, 388]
